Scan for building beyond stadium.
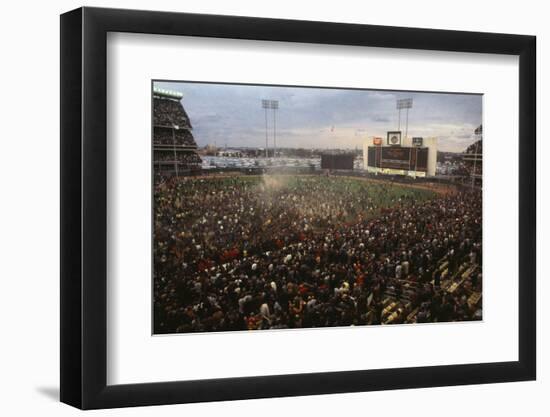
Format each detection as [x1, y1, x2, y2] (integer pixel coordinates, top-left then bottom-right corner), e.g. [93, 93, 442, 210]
[363, 134, 437, 177]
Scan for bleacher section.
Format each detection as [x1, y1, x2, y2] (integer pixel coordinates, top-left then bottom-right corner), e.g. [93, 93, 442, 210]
[377, 254, 482, 325]
[153, 89, 201, 175]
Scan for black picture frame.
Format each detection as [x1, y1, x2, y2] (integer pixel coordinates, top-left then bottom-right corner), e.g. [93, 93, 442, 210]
[60, 6, 536, 410]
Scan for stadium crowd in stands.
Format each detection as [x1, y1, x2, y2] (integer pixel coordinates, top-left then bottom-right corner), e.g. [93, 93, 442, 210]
[153, 98, 192, 128]
[153, 175, 482, 333]
[465, 140, 482, 155]
[154, 152, 202, 164]
[153, 96, 201, 172]
[153, 127, 196, 146]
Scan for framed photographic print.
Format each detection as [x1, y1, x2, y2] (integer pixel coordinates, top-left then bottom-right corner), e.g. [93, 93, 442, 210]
[60, 6, 536, 409]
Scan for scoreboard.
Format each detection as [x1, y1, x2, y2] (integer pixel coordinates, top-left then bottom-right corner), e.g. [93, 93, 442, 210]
[381, 147, 411, 169]
[367, 146, 428, 172]
[321, 153, 355, 170]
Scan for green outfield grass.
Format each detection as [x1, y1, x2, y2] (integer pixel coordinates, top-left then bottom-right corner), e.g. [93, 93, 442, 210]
[172, 174, 437, 226]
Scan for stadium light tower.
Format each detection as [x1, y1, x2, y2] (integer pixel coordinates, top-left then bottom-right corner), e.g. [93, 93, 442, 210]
[261, 99, 270, 157]
[270, 100, 279, 158]
[396, 98, 413, 140]
[261, 99, 279, 158]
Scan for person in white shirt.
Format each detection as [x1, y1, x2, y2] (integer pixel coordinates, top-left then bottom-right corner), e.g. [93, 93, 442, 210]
[395, 264, 402, 279]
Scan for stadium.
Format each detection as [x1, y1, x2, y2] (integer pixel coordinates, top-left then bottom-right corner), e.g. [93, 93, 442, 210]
[153, 87, 483, 334]
[153, 88, 202, 177]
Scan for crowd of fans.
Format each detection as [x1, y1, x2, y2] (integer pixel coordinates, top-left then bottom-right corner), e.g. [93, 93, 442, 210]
[153, 175, 482, 333]
[154, 151, 202, 165]
[154, 127, 197, 146]
[443, 162, 482, 178]
[462, 140, 483, 180]
[153, 96, 200, 172]
[470, 164, 482, 176]
[465, 140, 482, 155]
[153, 98, 192, 128]
[437, 140, 483, 181]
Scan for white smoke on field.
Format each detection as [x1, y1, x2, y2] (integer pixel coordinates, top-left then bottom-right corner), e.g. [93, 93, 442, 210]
[254, 174, 341, 231]
[257, 174, 291, 193]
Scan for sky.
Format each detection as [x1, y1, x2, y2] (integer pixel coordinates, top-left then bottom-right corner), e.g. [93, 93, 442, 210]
[154, 81, 482, 153]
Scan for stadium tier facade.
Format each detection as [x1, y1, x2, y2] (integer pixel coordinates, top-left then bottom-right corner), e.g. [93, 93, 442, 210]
[363, 134, 437, 177]
[153, 88, 201, 175]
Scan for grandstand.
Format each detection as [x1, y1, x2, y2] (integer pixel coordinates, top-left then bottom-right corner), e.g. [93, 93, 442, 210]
[153, 88, 201, 175]
[461, 125, 482, 187]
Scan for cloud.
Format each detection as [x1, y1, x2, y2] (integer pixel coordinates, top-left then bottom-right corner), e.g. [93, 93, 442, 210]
[154, 81, 482, 152]
[195, 113, 222, 123]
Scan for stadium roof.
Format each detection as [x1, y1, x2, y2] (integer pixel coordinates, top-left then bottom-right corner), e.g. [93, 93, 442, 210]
[153, 87, 183, 100]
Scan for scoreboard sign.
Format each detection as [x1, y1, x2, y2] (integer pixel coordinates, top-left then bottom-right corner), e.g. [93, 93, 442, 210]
[412, 137, 423, 147]
[321, 153, 354, 170]
[367, 146, 428, 172]
[381, 147, 411, 169]
[386, 131, 402, 146]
